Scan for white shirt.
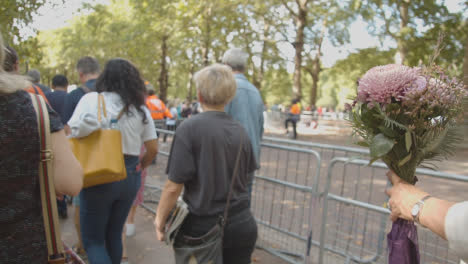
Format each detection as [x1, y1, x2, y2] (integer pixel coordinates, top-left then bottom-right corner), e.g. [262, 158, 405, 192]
[68, 92, 157, 156]
[445, 201, 468, 262]
[166, 107, 178, 126]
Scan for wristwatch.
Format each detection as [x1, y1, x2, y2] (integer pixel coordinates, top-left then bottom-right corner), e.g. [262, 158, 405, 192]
[411, 195, 432, 224]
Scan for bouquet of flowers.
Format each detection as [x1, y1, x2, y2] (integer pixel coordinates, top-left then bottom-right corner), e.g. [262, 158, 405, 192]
[347, 60, 466, 263]
[347, 63, 466, 184]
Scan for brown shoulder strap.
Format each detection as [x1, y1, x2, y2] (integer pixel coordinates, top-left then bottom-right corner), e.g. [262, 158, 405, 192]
[223, 134, 244, 224]
[32, 85, 41, 95]
[29, 93, 65, 263]
[116, 105, 127, 121]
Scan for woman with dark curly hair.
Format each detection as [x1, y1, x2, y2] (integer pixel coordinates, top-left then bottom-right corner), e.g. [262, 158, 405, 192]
[68, 58, 158, 264]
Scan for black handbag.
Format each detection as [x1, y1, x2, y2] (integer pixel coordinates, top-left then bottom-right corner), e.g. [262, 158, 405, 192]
[171, 135, 244, 264]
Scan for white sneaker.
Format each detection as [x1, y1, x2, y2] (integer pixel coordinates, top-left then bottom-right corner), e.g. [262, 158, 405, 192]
[126, 223, 136, 237]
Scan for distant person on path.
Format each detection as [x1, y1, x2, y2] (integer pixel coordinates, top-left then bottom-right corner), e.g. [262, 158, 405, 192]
[163, 100, 178, 142]
[155, 64, 258, 264]
[145, 89, 173, 132]
[27, 68, 51, 93]
[191, 100, 202, 115]
[3, 46, 49, 103]
[0, 33, 83, 263]
[223, 48, 264, 206]
[63, 56, 100, 256]
[285, 98, 301, 139]
[68, 58, 158, 263]
[180, 100, 192, 118]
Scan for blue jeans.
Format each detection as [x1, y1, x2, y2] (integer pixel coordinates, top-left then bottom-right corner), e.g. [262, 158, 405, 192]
[80, 156, 141, 264]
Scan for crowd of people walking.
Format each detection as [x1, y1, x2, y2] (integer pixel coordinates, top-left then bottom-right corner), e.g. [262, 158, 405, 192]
[0, 29, 266, 263]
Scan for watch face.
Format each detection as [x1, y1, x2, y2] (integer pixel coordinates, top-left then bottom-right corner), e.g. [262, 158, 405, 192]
[411, 203, 421, 217]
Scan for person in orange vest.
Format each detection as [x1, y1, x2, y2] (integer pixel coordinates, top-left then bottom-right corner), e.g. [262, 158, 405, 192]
[285, 98, 301, 139]
[146, 89, 173, 121]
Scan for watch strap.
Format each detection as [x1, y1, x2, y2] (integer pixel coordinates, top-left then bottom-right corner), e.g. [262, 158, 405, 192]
[414, 195, 432, 224]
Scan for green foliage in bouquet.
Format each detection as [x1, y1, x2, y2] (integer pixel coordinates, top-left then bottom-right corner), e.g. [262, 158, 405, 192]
[347, 62, 466, 184]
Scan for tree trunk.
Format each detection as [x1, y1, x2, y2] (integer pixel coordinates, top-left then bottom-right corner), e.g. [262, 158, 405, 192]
[396, 0, 410, 64]
[464, 34, 468, 89]
[187, 64, 195, 102]
[202, 6, 212, 66]
[309, 18, 326, 107]
[309, 58, 320, 107]
[256, 22, 270, 91]
[292, 2, 307, 100]
[158, 35, 169, 103]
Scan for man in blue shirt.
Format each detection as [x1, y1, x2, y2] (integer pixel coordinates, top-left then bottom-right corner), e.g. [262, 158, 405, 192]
[63, 56, 100, 134]
[62, 56, 99, 255]
[45, 74, 69, 124]
[223, 48, 264, 206]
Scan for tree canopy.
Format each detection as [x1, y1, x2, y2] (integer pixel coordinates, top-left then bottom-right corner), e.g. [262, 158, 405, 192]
[8, 0, 467, 110]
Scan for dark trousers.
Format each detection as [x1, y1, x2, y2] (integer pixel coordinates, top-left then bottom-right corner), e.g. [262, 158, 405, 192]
[178, 207, 258, 264]
[57, 196, 67, 216]
[285, 118, 298, 139]
[247, 171, 254, 208]
[80, 156, 141, 264]
[163, 124, 176, 142]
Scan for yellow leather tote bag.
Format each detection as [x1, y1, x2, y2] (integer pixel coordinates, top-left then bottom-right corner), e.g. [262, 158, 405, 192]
[69, 94, 127, 188]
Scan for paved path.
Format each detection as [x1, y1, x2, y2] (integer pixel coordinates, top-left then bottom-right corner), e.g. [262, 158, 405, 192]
[60, 205, 287, 264]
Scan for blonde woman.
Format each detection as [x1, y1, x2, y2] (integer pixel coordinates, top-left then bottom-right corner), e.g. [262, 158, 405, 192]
[155, 64, 258, 264]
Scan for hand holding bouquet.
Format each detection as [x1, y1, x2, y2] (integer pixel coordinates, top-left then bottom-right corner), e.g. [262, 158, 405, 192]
[347, 63, 466, 184]
[347, 61, 466, 263]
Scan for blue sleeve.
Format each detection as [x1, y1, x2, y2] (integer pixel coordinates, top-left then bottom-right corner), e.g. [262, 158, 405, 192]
[259, 103, 264, 139]
[62, 90, 82, 124]
[225, 101, 233, 115]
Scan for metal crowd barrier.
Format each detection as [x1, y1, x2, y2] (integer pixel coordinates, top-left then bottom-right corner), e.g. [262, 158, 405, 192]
[317, 157, 468, 264]
[143, 128, 468, 264]
[253, 142, 321, 264]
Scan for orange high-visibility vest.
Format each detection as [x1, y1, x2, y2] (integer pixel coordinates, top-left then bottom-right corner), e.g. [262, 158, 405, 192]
[26, 85, 50, 104]
[146, 95, 173, 120]
[290, 103, 301, 115]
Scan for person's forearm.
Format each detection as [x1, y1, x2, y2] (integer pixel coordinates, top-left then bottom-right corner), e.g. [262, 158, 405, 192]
[140, 150, 157, 169]
[155, 181, 183, 231]
[64, 124, 71, 136]
[140, 139, 158, 170]
[419, 198, 455, 240]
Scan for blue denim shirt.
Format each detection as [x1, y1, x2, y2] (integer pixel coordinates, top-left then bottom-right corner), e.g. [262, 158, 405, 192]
[63, 79, 97, 123]
[225, 74, 264, 168]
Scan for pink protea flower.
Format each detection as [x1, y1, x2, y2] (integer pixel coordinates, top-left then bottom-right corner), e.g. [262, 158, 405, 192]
[357, 64, 421, 106]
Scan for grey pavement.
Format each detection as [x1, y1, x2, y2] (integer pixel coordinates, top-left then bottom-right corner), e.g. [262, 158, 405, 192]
[60, 205, 287, 264]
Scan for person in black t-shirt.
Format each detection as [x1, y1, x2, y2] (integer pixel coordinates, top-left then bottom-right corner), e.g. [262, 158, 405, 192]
[155, 64, 258, 264]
